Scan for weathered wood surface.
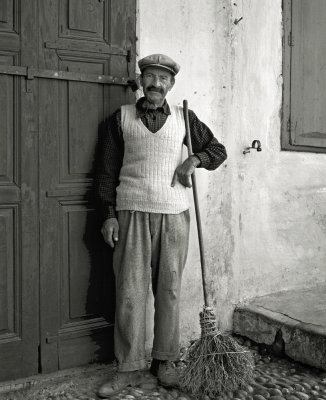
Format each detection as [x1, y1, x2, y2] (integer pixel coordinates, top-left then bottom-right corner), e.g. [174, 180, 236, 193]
[0, 0, 39, 381]
[0, 0, 136, 380]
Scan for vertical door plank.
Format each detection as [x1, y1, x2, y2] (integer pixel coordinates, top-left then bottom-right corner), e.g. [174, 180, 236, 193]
[0, 0, 39, 381]
[38, 0, 62, 373]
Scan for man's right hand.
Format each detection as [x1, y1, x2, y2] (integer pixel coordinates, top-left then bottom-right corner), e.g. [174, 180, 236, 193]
[101, 218, 119, 248]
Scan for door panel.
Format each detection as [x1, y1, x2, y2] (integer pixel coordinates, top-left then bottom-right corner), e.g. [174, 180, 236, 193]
[0, 0, 16, 33]
[61, 0, 105, 40]
[0, 206, 17, 335]
[0, 0, 39, 381]
[57, 201, 114, 369]
[58, 57, 105, 180]
[0, 54, 15, 185]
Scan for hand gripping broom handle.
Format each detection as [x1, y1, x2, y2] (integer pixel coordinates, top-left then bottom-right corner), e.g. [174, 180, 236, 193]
[183, 100, 209, 307]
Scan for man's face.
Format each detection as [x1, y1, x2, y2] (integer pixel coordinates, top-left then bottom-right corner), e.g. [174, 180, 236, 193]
[140, 67, 175, 106]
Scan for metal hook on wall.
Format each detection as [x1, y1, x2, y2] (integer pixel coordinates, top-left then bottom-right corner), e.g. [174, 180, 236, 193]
[243, 140, 262, 154]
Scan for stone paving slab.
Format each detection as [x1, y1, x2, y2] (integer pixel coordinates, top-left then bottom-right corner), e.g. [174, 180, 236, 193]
[233, 285, 326, 371]
[0, 363, 115, 400]
[1, 341, 326, 400]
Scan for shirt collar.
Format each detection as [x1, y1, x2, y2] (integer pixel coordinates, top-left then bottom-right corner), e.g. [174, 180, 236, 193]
[136, 97, 171, 118]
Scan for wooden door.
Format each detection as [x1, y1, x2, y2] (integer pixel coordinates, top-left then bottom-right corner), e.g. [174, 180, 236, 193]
[0, 1, 39, 380]
[0, 0, 135, 380]
[37, 0, 136, 372]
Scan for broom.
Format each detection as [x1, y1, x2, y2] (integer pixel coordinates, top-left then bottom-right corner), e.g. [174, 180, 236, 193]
[180, 100, 254, 398]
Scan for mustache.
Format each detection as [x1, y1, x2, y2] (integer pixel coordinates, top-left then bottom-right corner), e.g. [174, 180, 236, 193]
[147, 86, 163, 94]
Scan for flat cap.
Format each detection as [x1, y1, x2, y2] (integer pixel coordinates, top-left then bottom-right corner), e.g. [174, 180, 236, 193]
[138, 54, 180, 75]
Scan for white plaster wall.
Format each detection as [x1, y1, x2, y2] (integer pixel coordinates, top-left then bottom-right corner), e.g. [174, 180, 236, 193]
[138, 0, 326, 346]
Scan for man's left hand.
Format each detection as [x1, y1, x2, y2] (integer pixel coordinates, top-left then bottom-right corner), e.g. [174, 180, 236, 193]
[171, 155, 200, 188]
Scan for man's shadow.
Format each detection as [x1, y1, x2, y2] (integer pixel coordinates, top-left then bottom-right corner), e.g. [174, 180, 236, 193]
[82, 119, 116, 363]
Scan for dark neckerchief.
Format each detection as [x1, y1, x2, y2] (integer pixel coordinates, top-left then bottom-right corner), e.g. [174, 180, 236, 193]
[136, 97, 171, 118]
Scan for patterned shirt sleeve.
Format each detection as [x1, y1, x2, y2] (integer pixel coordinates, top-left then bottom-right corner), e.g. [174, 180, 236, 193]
[95, 108, 124, 220]
[187, 109, 227, 170]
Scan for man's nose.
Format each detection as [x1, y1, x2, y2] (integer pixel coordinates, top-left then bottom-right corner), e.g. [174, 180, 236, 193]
[152, 76, 161, 86]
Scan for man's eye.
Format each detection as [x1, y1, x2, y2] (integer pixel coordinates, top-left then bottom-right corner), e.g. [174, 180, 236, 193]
[145, 74, 153, 79]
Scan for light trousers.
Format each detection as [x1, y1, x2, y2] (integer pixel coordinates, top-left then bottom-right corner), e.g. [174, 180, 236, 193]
[113, 210, 190, 372]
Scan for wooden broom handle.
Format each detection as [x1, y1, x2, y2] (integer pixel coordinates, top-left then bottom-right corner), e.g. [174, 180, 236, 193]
[183, 100, 209, 307]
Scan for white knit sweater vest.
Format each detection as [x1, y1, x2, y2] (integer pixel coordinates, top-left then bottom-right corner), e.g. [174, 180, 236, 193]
[116, 104, 189, 214]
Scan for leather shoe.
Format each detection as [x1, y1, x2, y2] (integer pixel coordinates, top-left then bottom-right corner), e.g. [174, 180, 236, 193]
[150, 358, 160, 376]
[157, 361, 179, 387]
[97, 370, 144, 398]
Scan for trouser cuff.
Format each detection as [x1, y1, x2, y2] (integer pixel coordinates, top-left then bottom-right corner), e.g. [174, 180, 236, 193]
[151, 348, 180, 361]
[117, 358, 147, 372]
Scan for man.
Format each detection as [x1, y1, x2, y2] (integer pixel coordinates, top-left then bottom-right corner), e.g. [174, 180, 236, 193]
[96, 54, 227, 397]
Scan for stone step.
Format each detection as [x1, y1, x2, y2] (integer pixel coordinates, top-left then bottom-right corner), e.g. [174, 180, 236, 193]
[233, 285, 326, 371]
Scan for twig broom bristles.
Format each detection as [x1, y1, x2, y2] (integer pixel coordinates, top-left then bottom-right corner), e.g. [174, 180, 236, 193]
[180, 100, 254, 398]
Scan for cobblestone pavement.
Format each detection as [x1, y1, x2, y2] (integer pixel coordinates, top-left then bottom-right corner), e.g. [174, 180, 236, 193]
[1, 339, 325, 400]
